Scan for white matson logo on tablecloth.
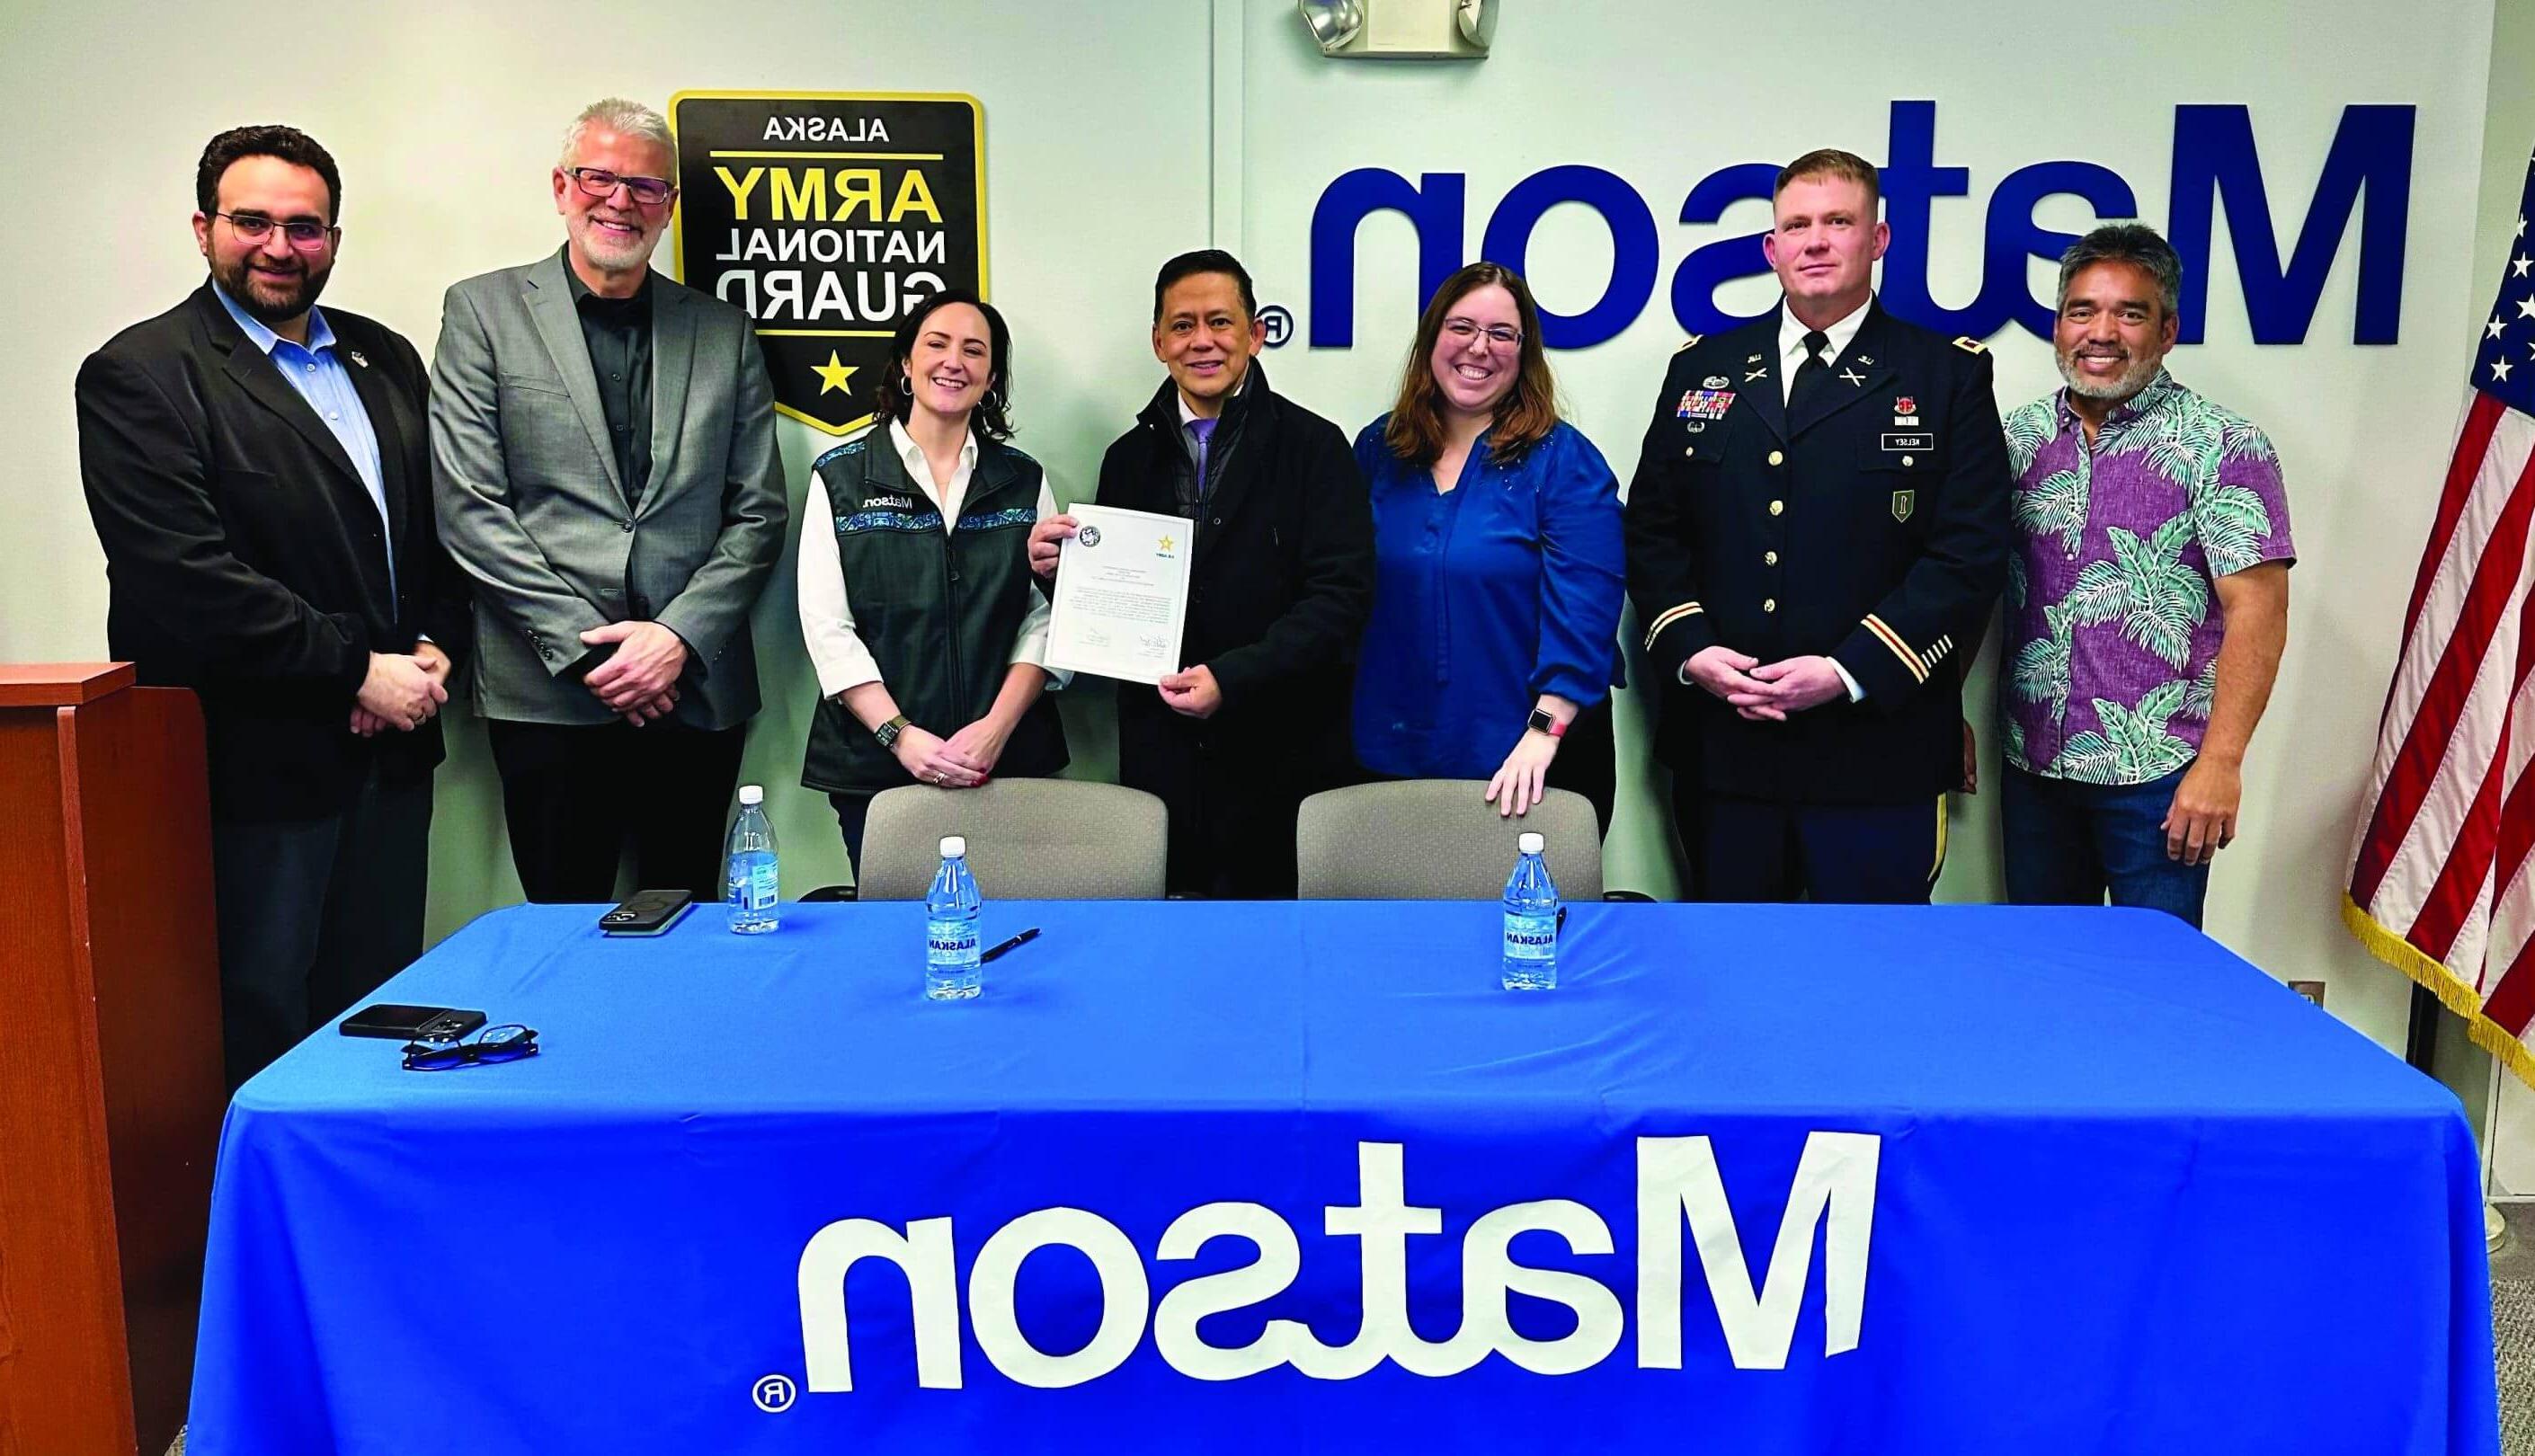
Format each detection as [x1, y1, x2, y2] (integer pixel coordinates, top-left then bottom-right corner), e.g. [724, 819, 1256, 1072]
[792, 1133, 1881, 1392]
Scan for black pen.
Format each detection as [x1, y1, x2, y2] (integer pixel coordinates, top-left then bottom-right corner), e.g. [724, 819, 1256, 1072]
[981, 927, 1042, 963]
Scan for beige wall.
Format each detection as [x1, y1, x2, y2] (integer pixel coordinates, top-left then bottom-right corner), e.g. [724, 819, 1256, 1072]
[0, 0, 2519, 1064]
[0, 1, 1205, 938]
[1231, 0, 2499, 1055]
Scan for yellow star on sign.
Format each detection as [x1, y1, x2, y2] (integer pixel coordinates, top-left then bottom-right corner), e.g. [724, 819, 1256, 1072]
[1157, 536, 1176, 553]
[812, 351, 858, 396]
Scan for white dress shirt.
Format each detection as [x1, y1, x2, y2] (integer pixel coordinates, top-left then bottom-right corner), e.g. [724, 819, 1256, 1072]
[796, 418, 1067, 699]
[1776, 295, 1872, 407]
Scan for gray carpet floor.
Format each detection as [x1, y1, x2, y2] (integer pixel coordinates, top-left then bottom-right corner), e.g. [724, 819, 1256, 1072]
[2498, 1278, 2535, 1455]
[2496, 1207, 2535, 1456]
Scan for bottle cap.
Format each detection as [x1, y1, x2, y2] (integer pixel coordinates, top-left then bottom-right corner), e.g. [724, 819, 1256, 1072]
[738, 785, 764, 805]
[1517, 831, 1544, 855]
[941, 835, 967, 858]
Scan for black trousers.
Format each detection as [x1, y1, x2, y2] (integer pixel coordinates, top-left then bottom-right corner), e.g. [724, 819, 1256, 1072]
[1688, 794, 1949, 904]
[485, 718, 748, 903]
[210, 768, 431, 1089]
[830, 791, 874, 874]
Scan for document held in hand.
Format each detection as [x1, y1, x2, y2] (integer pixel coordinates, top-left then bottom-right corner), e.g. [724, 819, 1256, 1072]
[1044, 503, 1195, 686]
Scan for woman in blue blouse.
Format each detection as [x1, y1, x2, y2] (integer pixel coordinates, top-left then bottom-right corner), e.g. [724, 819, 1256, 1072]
[1352, 262, 1626, 833]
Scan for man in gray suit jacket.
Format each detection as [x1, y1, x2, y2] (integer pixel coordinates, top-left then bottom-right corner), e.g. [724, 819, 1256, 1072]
[431, 98, 786, 903]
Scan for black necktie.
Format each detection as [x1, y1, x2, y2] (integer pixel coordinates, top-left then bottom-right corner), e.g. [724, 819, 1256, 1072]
[1788, 329, 1831, 417]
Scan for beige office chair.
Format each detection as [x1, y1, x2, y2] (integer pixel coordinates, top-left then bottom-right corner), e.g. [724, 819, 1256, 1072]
[850, 779, 1170, 901]
[1295, 780, 1605, 900]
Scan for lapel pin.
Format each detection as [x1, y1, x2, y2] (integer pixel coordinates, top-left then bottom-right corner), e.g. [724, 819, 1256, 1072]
[1855, 354, 1874, 366]
[1839, 368, 1865, 386]
[347, 350, 369, 368]
[1745, 368, 1768, 381]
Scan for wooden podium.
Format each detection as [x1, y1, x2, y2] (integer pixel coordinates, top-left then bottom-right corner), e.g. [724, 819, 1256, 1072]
[0, 665, 224, 1455]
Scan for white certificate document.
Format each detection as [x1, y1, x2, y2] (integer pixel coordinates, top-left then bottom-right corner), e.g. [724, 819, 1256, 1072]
[1044, 503, 1195, 685]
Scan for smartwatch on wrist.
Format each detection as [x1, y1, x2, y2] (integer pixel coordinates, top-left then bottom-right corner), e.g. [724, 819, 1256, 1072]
[873, 714, 911, 749]
[1526, 707, 1568, 739]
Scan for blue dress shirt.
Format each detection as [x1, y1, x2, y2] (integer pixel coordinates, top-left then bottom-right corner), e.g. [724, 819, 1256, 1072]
[1350, 415, 1625, 780]
[212, 283, 394, 592]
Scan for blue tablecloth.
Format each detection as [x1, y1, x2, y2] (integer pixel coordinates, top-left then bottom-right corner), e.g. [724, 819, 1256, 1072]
[189, 901, 2497, 1454]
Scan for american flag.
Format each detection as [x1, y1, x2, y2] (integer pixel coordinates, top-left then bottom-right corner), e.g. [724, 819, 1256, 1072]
[2346, 146, 2535, 1085]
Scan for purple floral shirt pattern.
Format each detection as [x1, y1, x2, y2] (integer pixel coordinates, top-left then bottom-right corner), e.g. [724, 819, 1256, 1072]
[2000, 370, 2294, 784]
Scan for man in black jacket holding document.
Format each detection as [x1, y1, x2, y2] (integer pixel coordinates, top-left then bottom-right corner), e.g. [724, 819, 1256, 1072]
[1031, 250, 1374, 898]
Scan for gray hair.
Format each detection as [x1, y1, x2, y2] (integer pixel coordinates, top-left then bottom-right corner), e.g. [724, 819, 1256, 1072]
[2056, 223, 2184, 321]
[560, 98, 678, 176]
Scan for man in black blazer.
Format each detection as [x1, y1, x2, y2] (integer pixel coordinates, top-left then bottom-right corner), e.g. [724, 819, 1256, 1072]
[76, 126, 470, 1088]
[1031, 251, 1374, 898]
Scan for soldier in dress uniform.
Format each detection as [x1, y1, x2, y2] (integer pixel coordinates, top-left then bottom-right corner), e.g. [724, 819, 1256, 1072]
[1623, 148, 2011, 903]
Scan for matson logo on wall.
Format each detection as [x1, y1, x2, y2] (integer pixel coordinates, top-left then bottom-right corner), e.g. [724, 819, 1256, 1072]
[1309, 101, 2414, 350]
[794, 1133, 1880, 1391]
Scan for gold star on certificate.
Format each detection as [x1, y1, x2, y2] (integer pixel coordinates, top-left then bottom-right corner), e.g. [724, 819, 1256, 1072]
[813, 351, 858, 395]
[1157, 536, 1176, 553]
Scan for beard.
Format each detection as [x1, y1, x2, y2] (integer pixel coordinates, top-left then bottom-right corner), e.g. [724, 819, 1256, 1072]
[213, 253, 332, 325]
[574, 212, 661, 272]
[2055, 347, 2161, 403]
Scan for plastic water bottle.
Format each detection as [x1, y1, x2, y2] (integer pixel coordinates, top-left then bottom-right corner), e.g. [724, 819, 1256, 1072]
[925, 835, 983, 999]
[1501, 830, 1558, 990]
[725, 786, 780, 934]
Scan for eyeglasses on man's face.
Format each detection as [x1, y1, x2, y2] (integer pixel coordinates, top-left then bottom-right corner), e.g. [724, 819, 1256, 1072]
[566, 167, 675, 207]
[210, 212, 336, 250]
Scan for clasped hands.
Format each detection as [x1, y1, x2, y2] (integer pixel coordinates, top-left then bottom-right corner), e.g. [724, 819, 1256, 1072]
[892, 718, 1012, 789]
[351, 622, 698, 733]
[349, 643, 451, 736]
[1685, 645, 1847, 721]
[581, 620, 687, 726]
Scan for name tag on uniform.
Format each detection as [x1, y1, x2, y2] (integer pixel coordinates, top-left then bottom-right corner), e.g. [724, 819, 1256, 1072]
[1677, 388, 1735, 421]
[1882, 432, 1934, 452]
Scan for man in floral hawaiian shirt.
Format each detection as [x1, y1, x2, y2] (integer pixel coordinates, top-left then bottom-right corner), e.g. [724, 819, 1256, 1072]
[1997, 224, 2291, 928]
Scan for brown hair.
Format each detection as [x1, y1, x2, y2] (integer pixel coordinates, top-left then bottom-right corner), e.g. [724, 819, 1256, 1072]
[1383, 262, 1561, 468]
[871, 290, 1014, 440]
[1774, 148, 1881, 213]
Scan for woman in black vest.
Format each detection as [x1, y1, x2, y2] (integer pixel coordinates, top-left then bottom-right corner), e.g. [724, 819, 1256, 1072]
[796, 290, 1068, 869]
